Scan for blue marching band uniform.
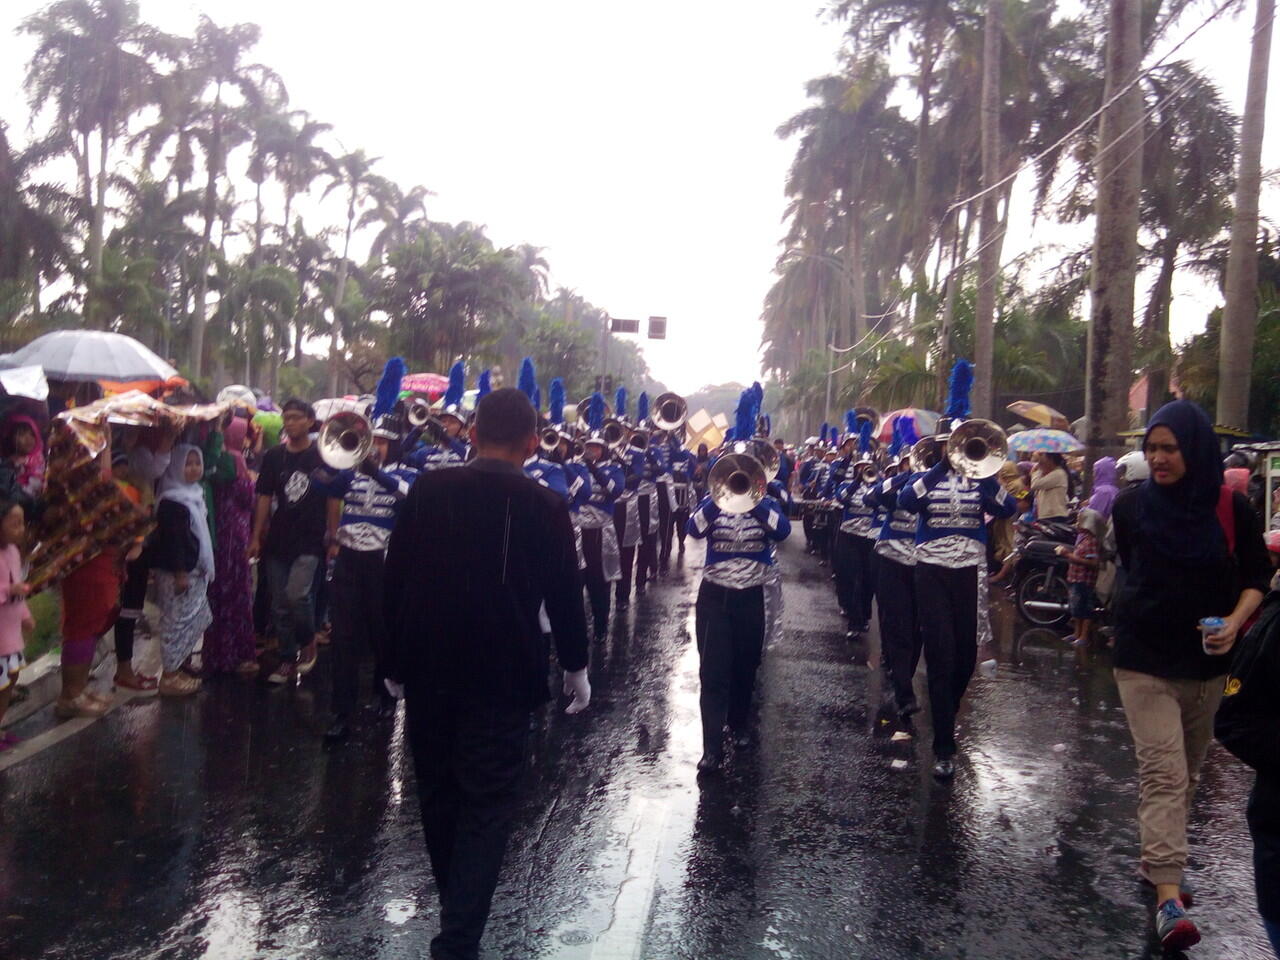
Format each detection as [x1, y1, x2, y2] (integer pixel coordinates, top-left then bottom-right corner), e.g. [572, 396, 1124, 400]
[322, 353, 1009, 783]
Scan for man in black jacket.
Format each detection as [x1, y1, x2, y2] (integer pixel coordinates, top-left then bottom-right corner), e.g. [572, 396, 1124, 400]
[384, 387, 591, 960]
[1215, 593, 1280, 957]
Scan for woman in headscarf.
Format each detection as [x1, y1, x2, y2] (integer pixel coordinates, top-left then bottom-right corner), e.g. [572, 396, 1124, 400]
[1111, 400, 1271, 950]
[203, 415, 258, 675]
[1087, 456, 1120, 519]
[1030, 451, 1071, 520]
[150, 445, 215, 696]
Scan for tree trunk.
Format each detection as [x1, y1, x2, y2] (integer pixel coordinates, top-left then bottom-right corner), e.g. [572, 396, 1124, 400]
[848, 196, 868, 346]
[937, 202, 974, 407]
[328, 197, 355, 397]
[1085, 0, 1143, 465]
[1216, 0, 1274, 429]
[1141, 237, 1178, 420]
[972, 0, 1003, 419]
[89, 129, 109, 287]
[910, 38, 937, 326]
[189, 86, 223, 380]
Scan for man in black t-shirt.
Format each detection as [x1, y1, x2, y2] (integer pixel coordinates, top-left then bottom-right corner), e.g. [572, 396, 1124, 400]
[249, 398, 327, 684]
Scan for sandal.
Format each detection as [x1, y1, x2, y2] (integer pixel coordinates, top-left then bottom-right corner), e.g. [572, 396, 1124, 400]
[54, 693, 109, 719]
[114, 674, 160, 695]
[159, 673, 201, 697]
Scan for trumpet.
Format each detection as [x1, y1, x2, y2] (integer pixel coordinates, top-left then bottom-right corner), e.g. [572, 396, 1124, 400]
[651, 393, 687, 432]
[406, 397, 433, 428]
[945, 419, 1008, 480]
[909, 435, 944, 474]
[319, 410, 374, 470]
[709, 451, 767, 514]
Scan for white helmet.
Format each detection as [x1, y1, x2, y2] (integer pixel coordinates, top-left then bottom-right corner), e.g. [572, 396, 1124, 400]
[1116, 450, 1149, 484]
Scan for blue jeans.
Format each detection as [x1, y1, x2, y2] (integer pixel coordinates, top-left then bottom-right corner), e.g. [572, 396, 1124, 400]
[266, 554, 320, 661]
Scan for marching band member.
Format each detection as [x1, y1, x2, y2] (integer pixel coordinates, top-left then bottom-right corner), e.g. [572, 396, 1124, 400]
[897, 361, 1015, 779]
[667, 432, 697, 559]
[579, 394, 625, 636]
[633, 392, 661, 592]
[687, 387, 791, 773]
[319, 411, 420, 742]
[865, 419, 923, 721]
[612, 388, 642, 610]
[403, 360, 468, 471]
[831, 415, 878, 638]
[799, 424, 830, 556]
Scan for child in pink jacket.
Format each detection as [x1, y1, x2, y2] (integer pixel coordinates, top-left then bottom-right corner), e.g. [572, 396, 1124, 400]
[0, 498, 34, 750]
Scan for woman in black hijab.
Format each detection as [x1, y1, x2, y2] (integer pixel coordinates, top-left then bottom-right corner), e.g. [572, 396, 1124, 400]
[1111, 399, 1270, 951]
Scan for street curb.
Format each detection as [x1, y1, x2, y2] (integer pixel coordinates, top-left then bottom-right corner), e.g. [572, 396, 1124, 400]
[1, 633, 114, 729]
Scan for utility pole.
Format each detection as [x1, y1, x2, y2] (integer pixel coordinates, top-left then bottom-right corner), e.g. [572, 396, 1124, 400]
[972, 0, 1003, 419]
[1084, 0, 1142, 463]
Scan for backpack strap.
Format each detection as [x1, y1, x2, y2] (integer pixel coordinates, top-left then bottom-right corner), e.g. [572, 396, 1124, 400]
[1216, 484, 1236, 555]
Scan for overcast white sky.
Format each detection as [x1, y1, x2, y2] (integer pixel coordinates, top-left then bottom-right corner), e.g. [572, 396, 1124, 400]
[1, 0, 1276, 394]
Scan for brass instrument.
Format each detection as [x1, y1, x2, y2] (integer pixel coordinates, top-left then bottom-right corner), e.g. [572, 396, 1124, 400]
[651, 392, 687, 432]
[738, 438, 779, 483]
[575, 396, 613, 423]
[601, 417, 628, 450]
[909, 435, 945, 473]
[709, 451, 768, 514]
[539, 426, 563, 454]
[945, 418, 1008, 480]
[406, 398, 433, 428]
[627, 429, 650, 452]
[852, 458, 879, 484]
[319, 410, 374, 470]
[853, 406, 881, 436]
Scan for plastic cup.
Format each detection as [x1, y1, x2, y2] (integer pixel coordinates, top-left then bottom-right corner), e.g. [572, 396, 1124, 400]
[1199, 616, 1226, 655]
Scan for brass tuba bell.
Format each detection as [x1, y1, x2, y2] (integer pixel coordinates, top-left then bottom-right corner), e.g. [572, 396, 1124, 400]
[601, 418, 628, 451]
[651, 392, 687, 432]
[738, 438, 779, 483]
[627, 429, 650, 452]
[945, 419, 1009, 480]
[709, 451, 767, 514]
[319, 410, 374, 470]
[909, 435, 945, 474]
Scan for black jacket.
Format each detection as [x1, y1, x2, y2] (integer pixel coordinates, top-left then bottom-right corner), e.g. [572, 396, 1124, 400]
[142, 500, 200, 573]
[383, 458, 589, 711]
[1112, 487, 1271, 680]
[1215, 591, 1280, 922]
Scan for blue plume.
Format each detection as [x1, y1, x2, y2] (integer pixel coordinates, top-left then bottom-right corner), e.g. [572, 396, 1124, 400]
[889, 417, 904, 458]
[637, 391, 649, 423]
[733, 386, 758, 442]
[549, 378, 566, 424]
[372, 356, 407, 419]
[844, 409, 858, 443]
[477, 369, 492, 400]
[946, 358, 973, 420]
[443, 360, 465, 408]
[899, 415, 920, 449]
[858, 418, 872, 455]
[588, 392, 605, 431]
[532, 385, 541, 412]
[763, 415, 771, 437]
[820, 422, 830, 444]
[615, 387, 627, 419]
[517, 357, 537, 401]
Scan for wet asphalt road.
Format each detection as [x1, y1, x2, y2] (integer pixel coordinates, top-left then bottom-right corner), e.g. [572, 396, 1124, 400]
[0, 533, 1273, 960]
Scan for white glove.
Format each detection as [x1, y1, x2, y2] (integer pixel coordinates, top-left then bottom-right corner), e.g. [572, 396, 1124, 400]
[384, 678, 405, 701]
[562, 668, 591, 715]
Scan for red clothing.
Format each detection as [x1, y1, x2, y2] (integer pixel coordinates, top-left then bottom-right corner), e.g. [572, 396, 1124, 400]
[60, 549, 122, 664]
[1066, 530, 1099, 587]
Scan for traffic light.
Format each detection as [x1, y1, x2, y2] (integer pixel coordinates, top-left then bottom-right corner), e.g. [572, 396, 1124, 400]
[610, 317, 641, 335]
[647, 316, 667, 339]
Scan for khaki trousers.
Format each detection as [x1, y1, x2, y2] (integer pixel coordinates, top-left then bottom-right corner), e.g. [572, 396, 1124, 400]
[1114, 667, 1225, 887]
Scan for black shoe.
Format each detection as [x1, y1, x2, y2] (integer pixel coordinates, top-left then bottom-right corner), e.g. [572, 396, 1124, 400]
[697, 754, 723, 774]
[898, 696, 920, 719]
[846, 630, 857, 641]
[932, 759, 955, 779]
[324, 718, 350, 743]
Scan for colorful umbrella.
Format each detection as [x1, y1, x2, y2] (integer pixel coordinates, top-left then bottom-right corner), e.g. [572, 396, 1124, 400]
[1007, 427, 1084, 454]
[400, 372, 449, 399]
[1006, 400, 1070, 431]
[877, 408, 941, 444]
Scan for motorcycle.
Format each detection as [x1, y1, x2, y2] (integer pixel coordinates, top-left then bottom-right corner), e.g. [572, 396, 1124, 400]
[1007, 517, 1077, 626]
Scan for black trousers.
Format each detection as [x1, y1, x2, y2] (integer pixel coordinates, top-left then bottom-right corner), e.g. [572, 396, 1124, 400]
[832, 531, 858, 618]
[673, 506, 690, 550]
[114, 555, 150, 664]
[802, 511, 816, 549]
[253, 558, 272, 636]
[914, 562, 978, 759]
[695, 579, 765, 760]
[407, 692, 530, 960]
[851, 535, 876, 627]
[876, 554, 921, 710]
[580, 527, 612, 633]
[612, 505, 634, 603]
[656, 481, 673, 568]
[636, 494, 658, 588]
[330, 546, 390, 717]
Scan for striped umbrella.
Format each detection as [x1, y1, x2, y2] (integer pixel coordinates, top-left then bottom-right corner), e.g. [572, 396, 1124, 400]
[877, 408, 941, 444]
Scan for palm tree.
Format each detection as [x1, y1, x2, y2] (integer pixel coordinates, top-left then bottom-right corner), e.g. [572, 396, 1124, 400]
[321, 149, 381, 394]
[1217, 0, 1274, 427]
[186, 15, 283, 379]
[359, 179, 433, 261]
[21, 0, 178, 301]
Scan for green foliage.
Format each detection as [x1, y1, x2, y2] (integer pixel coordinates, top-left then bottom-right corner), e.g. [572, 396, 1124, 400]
[23, 590, 62, 664]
